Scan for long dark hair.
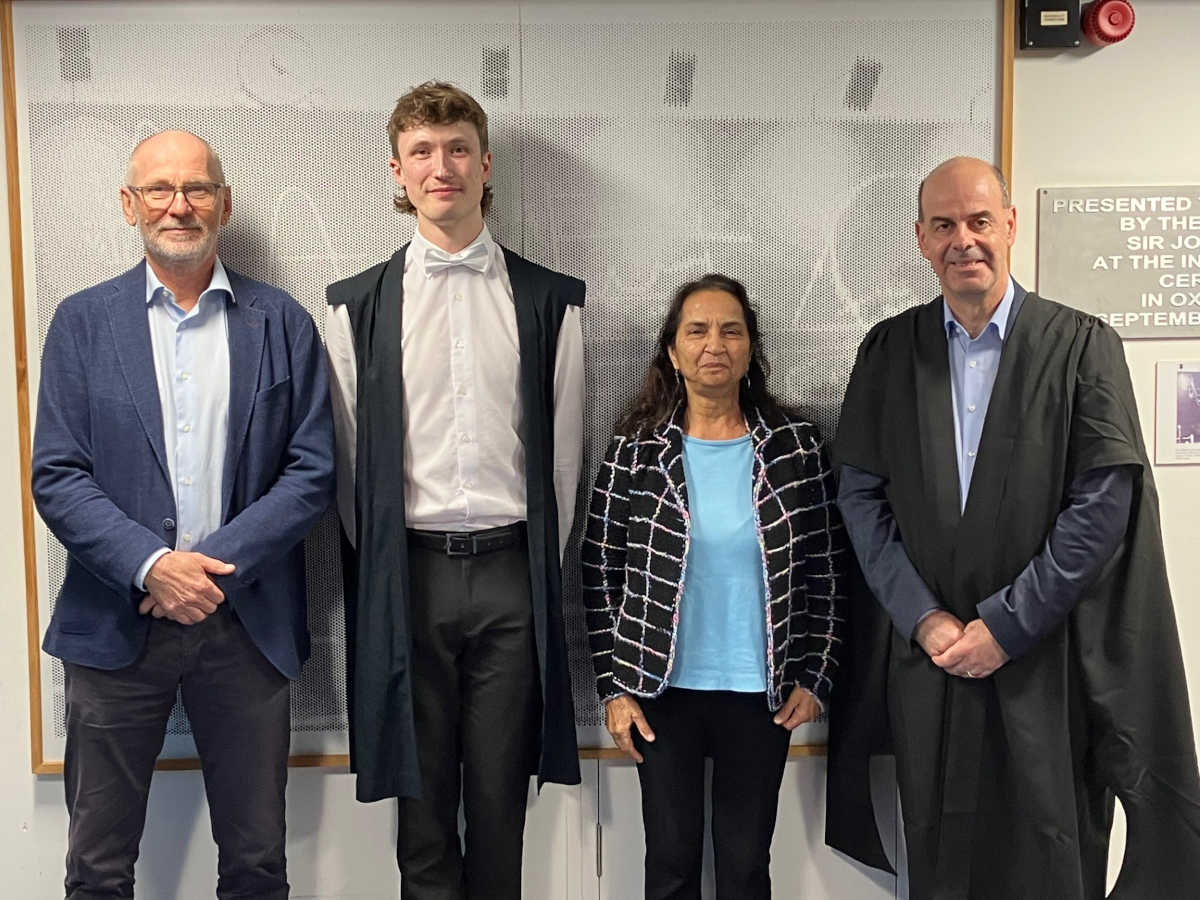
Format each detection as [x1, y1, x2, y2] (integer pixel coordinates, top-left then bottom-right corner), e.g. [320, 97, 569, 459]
[616, 273, 787, 436]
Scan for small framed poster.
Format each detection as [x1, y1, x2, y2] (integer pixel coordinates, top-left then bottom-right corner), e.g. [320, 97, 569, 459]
[1155, 361, 1200, 464]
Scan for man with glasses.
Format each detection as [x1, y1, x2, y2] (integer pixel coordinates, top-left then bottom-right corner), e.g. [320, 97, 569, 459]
[32, 130, 334, 900]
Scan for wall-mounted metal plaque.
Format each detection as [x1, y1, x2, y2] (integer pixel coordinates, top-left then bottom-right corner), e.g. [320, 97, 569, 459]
[1038, 186, 1200, 339]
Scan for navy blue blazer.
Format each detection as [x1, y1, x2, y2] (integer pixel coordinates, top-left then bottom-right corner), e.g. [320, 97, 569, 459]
[32, 261, 335, 678]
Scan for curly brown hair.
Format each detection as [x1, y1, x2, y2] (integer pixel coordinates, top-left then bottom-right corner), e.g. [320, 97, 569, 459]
[387, 81, 493, 216]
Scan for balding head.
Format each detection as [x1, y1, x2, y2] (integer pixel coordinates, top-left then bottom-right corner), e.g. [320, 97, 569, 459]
[126, 130, 225, 187]
[917, 156, 1009, 222]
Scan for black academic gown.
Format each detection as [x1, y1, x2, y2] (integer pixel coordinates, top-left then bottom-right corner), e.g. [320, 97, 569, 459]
[826, 287, 1200, 899]
[326, 244, 584, 802]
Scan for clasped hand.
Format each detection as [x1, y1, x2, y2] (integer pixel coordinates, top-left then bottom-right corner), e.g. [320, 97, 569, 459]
[914, 610, 1009, 679]
[139, 550, 235, 625]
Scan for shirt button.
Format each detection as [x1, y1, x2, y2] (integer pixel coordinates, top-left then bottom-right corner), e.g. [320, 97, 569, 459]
[181, 372, 191, 381]
[181, 476, 192, 486]
[182, 423, 192, 432]
[454, 339, 464, 350]
[454, 293, 463, 301]
[968, 361, 977, 369]
[967, 404, 977, 413]
[183, 532, 193, 543]
[459, 433, 470, 443]
[967, 450, 976, 458]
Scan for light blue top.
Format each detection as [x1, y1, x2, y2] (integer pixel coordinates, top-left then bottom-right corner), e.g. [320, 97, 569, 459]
[943, 276, 1016, 512]
[133, 258, 234, 589]
[670, 433, 768, 693]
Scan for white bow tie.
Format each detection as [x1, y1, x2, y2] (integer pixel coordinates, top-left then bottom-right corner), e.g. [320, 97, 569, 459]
[423, 242, 490, 275]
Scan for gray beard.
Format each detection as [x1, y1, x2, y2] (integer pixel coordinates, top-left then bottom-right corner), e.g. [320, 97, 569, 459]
[142, 228, 218, 266]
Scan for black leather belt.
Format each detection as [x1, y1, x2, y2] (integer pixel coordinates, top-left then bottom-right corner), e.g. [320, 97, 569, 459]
[406, 522, 526, 557]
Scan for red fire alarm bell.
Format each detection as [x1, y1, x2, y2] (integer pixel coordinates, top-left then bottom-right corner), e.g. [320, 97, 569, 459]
[1082, 0, 1135, 45]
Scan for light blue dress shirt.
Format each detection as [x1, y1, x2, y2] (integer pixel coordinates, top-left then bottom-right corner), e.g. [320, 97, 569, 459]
[837, 278, 1134, 657]
[671, 434, 768, 693]
[133, 259, 233, 589]
[944, 277, 1015, 511]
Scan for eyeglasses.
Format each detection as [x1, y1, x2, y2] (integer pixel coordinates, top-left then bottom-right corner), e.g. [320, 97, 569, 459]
[126, 182, 226, 210]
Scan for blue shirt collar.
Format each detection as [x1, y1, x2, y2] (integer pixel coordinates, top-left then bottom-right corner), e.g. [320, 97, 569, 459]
[144, 256, 235, 306]
[943, 276, 1016, 342]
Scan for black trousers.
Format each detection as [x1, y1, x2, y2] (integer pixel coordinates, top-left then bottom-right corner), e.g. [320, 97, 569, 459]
[397, 533, 540, 900]
[62, 606, 291, 900]
[633, 688, 791, 900]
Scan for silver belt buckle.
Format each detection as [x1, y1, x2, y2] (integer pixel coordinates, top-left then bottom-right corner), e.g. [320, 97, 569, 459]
[444, 533, 473, 557]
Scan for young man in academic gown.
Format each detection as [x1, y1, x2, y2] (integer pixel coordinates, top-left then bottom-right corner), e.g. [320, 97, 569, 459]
[825, 156, 1200, 899]
[324, 82, 584, 899]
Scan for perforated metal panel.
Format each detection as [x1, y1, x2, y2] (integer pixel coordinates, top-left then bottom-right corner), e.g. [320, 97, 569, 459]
[20, 4, 996, 757]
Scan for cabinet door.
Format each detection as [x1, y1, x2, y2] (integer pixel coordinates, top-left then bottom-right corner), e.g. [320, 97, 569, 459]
[522, 780, 583, 900]
[772, 756, 899, 898]
[593, 758, 651, 899]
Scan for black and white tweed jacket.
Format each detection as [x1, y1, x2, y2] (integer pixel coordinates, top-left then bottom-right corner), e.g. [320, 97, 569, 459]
[581, 404, 849, 710]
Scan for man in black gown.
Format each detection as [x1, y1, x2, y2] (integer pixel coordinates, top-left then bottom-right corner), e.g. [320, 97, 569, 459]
[826, 156, 1200, 899]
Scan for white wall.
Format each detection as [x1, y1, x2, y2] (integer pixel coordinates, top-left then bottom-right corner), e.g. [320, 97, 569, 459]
[1011, 0, 1200, 885]
[1010, 0, 1200, 736]
[5, 1, 1200, 897]
[0, 79, 60, 894]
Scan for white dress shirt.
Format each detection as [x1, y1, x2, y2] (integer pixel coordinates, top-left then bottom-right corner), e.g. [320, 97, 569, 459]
[325, 224, 584, 558]
[133, 258, 233, 589]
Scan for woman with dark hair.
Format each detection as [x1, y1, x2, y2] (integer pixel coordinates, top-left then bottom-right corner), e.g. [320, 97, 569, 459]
[581, 273, 848, 900]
